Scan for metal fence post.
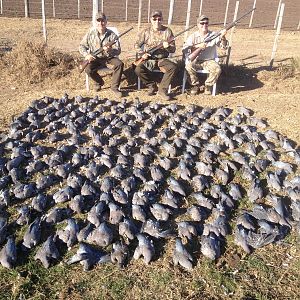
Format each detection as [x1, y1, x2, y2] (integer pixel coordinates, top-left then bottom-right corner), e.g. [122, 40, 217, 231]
[168, 0, 174, 25]
[184, 0, 192, 40]
[24, 0, 28, 17]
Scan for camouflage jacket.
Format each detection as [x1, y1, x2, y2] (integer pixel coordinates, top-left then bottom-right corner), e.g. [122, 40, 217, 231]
[183, 30, 228, 61]
[79, 27, 121, 59]
[134, 25, 176, 60]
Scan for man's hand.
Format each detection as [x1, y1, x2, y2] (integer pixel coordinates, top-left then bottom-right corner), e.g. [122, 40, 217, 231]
[141, 52, 151, 59]
[195, 42, 206, 50]
[85, 54, 95, 62]
[220, 29, 227, 39]
[163, 41, 169, 49]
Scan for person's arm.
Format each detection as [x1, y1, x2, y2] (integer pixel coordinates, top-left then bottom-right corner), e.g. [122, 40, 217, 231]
[79, 32, 90, 58]
[164, 28, 176, 54]
[216, 29, 228, 49]
[134, 29, 147, 58]
[103, 30, 121, 57]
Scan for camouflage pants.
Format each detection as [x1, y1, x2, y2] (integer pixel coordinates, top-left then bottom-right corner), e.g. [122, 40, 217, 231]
[185, 59, 221, 87]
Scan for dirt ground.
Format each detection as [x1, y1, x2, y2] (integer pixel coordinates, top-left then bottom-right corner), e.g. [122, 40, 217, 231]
[0, 17, 299, 145]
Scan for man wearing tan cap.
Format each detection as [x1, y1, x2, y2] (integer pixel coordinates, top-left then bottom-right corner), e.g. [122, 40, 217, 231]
[79, 12, 124, 98]
[183, 15, 228, 95]
[134, 10, 177, 101]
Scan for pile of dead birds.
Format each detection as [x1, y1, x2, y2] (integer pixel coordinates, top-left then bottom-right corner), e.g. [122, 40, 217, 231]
[0, 94, 299, 271]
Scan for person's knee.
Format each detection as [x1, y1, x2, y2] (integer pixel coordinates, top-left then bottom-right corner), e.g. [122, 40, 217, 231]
[185, 62, 193, 72]
[85, 65, 93, 76]
[134, 65, 142, 76]
[115, 60, 124, 68]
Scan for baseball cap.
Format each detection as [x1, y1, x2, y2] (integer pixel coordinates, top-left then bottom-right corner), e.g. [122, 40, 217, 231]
[197, 15, 209, 23]
[95, 12, 107, 21]
[151, 10, 163, 18]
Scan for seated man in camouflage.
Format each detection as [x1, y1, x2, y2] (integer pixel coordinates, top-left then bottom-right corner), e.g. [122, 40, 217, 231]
[134, 10, 177, 101]
[79, 12, 124, 98]
[183, 15, 228, 95]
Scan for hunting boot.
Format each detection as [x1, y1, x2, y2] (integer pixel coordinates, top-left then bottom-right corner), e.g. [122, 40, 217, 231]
[204, 85, 212, 95]
[157, 88, 171, 101]
[190, 85, 199, 95]
[147, 83, 158, 96]
[94, 83, 102, 92]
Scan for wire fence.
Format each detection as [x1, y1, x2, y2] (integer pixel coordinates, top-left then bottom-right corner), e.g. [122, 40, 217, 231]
[0, 0, 299, 29]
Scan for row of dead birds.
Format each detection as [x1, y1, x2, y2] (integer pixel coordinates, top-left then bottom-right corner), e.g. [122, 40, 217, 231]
[0, 94, 299, 271]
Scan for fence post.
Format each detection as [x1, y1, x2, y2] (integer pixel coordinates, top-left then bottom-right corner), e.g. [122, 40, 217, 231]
[168, 0, 174, 25]
[77, 0, 80, 19]
[249, 0, 256, 28]
[198, 0, 203, 17]
[92, 0, 99, 26]
[101, 0, 104, 13]
[274, 0, 282, 29]
[138, 0, 142, 31]
[224, 0, 229, 26]
[41, 0, 47, 43]
[147, 0, 151, 23]
[270, 3, 285, 68]
[226, 0, 239, 66]
[24, 0, 28, 17]
[0, 0, 2, 15]
[125, 0, 128, 21]
[184, 0, 192, 40]
[297, 20, 300, 30]
[52, 0, 56, 18]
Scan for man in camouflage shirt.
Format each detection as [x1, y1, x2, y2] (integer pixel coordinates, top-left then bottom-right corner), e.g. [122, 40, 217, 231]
[79, 12, 124, 98]
[183, 15, 228, 95]
[134, 10, 177, 101]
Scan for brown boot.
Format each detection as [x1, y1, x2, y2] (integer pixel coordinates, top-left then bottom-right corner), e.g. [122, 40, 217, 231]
[94, 83, 102, 92]
[190, 85, 199, 95]
[204, 85, 212, 95]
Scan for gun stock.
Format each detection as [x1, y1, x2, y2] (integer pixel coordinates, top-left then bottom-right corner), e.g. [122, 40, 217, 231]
[78, 60, 90, 73]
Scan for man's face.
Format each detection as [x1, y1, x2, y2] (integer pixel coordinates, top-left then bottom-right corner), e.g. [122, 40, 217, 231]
[198, 19, 209, 32]
[151, 15, 162, 30]
[96, 18, 107, 32]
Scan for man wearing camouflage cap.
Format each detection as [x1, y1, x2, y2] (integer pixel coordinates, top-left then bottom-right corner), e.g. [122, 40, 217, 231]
[134, 10, 177, 101]
[79, 12, 124, 98]
[183, 15, 228, 95]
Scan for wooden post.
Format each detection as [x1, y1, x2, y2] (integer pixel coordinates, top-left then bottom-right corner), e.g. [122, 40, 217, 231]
[270, 3, 285, 68]
[184, 0, 192, 40]
[147, 0, 151, 23]
[78, 0, 80, 19]
[92, 0, 99, 26]
[52, 0, 56, 18]
[101, 0, 104, 13]
[226, 0, 239, 66]
[224, 0, 229, 26]
[274, 0, 282, 29]
[41, 0, 47, 43]
[297, 20, 300, 30]
[168, 0, 174, 25]
[198, 0, 203, 17]
[249, 0, 256, 27]
[125, 0, 128, 21]
[0, 0, 2, 15]
[138, 0, 142, 31]
[24, 0, 28, 17]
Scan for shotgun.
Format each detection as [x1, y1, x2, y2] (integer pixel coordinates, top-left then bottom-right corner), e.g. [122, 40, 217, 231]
[133, 25, 195, 66]
[78, 26, 133, 73]
[188, 8, 256, 62]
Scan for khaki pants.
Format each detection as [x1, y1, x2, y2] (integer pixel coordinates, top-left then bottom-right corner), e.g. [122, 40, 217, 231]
[185, 59, 221, 87]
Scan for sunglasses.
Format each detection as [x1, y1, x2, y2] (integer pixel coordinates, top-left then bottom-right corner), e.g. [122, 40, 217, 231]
[152, 17, 162, 21]
[199, 21, 209, 25]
